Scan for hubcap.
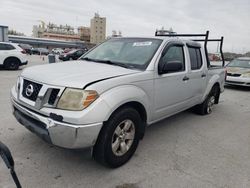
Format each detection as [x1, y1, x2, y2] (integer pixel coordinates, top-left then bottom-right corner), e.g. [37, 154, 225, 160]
[111, 119, 135, 156]
[10, 62, 16, 68]
[207, 96, 215, 114]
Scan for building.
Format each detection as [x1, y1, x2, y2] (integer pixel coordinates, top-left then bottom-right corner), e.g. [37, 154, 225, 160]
[78, 26, 90, 42]
[8, 35, 88, 50]
[155, 27, 176, 35]
[90, 13, 106, 44]
[0, 25, 9, 42]
[33, 22, 80, 41]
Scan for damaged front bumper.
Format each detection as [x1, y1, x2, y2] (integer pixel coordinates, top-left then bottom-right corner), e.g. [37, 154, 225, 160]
[11, 98, 103, 149]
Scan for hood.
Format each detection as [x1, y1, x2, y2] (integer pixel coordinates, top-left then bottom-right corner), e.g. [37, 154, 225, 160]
[21, 61, 140, 88]
[226, 67, 250, 75]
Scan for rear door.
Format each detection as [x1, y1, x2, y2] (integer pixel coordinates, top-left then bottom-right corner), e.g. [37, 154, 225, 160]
[186, 43, 207, 103]
[0, 43, 13, 65]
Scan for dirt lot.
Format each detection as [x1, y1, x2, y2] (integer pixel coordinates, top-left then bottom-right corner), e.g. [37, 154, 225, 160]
[0, 55, 250, 188]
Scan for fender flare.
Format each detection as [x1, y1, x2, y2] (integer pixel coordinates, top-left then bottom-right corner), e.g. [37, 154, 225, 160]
[101, 85, 151, 123]
[202, 74, 221, 102]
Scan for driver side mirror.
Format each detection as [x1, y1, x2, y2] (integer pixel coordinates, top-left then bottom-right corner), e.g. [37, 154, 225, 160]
[158, 60, 183, 74]
[0, 142, 22, 188]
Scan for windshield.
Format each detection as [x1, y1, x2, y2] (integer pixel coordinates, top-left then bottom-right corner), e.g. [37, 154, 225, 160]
[227, 59, 250, 68]
[81, 38, 162, 70]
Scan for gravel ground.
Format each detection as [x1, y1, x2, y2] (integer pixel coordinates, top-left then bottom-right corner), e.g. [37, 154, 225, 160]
[0, 55, 250, 188]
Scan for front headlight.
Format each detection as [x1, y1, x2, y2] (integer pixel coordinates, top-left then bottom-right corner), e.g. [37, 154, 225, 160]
[241, 73, 250, 78]
[57, 88, 98, 111]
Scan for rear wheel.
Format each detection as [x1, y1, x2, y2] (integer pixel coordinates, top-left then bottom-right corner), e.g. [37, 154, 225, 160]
[93, 107, 142, 168]
[195, 86, 219, 115]
[4, 57, 20, 70]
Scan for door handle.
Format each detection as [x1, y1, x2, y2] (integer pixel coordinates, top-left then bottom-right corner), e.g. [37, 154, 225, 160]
[201, 74, 206, 78]
[183, 76, 189, 81]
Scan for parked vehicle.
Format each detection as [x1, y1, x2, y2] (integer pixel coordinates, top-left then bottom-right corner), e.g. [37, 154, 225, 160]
[63, 48, 72, 53]
[11, 31, 226, 167]
[225, 57, 250, 87]
[52, 48, 64, 55]
[31, 48, 49, 55]
[0, 42, 28, 70]
[59, 49, 87, 61]
[18, 43, 33, 55]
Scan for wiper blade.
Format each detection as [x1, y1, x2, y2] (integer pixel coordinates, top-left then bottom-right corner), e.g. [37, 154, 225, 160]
[94, 60, 134, 69]
[81, 57, 94, 61]
[81, 57, 134, 69]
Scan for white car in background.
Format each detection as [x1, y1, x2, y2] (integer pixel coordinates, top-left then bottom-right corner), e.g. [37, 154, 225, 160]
[226, 57, 250, 87]
[52, 48, 64, 55]
[0, 42, 28, 70]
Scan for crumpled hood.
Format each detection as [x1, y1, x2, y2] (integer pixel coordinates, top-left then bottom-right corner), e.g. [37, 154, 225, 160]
[226, 67, 250, 75]
[21, 61, 140, 88]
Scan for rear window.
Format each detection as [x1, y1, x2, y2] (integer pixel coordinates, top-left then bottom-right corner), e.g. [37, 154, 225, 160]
[0, 43, 15, 50]
[188, 47, 202, 70]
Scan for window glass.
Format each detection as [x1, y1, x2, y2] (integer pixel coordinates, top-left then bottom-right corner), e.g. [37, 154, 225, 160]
[227, 59, 250, 68]
[5, 44, 15, 50]
[76, 50, 83, 55]
[0, 44, 5, 50]
[82, 38, 162, 70]
[0, 44, 15, 50]
[196, 49, 202, 68]
[188, 47, 202, 70]
[161, 46, 185, 72]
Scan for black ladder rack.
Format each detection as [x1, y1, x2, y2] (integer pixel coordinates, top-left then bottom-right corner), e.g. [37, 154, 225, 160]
[155, 30, 225, 67]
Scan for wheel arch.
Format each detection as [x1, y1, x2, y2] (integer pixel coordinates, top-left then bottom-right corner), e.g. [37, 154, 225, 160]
[103, 101, 147, 140]
[3, 56, 21, 66]
[202, 74, 222, 103]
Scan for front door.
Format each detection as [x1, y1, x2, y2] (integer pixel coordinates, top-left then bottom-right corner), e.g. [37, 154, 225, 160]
[154, 42, 193, 120]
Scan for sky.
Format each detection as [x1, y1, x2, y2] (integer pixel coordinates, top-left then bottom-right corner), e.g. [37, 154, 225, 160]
[0, 0, 249, 53]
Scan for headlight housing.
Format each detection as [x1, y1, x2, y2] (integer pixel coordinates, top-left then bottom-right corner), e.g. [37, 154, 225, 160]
[15, 77, 20, 92]
[57, 88, 98, 111]
[241, 73, 250, 78]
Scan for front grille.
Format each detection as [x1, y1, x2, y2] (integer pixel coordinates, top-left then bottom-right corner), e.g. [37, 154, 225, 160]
[48, 89, 60, 105]
[22, 79, 43, 101]
[227, 73, 241, 77]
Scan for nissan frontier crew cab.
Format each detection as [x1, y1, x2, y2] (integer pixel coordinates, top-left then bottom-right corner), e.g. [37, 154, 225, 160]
[11, 31, 226, 167]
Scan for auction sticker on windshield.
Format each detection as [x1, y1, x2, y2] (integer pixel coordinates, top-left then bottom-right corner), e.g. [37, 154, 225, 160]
[133, 41, 152, 47]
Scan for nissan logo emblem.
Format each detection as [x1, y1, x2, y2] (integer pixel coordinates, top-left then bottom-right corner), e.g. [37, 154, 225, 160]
[25, 84, 34, 97]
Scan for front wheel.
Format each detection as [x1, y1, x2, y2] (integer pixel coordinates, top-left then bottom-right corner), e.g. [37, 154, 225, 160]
[93, 107, 142, 168]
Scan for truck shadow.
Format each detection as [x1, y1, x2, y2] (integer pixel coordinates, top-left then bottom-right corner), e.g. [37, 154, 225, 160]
[0, 67, 24, 71]
[11, 109, 210, 187]
[225, 85, 250, 91]
[16, 109, 194, 170]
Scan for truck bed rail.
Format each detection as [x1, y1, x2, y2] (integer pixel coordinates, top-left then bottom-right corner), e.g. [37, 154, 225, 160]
[155, 31, 225, 67]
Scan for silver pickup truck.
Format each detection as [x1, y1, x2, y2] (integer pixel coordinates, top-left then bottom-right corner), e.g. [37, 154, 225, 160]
[11, 31, 226, 167]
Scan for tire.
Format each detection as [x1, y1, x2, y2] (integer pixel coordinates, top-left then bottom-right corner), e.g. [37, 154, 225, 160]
[93, 107, 142, 168]
[195, 86, 219, 115]
[4, 57, 20, 70]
